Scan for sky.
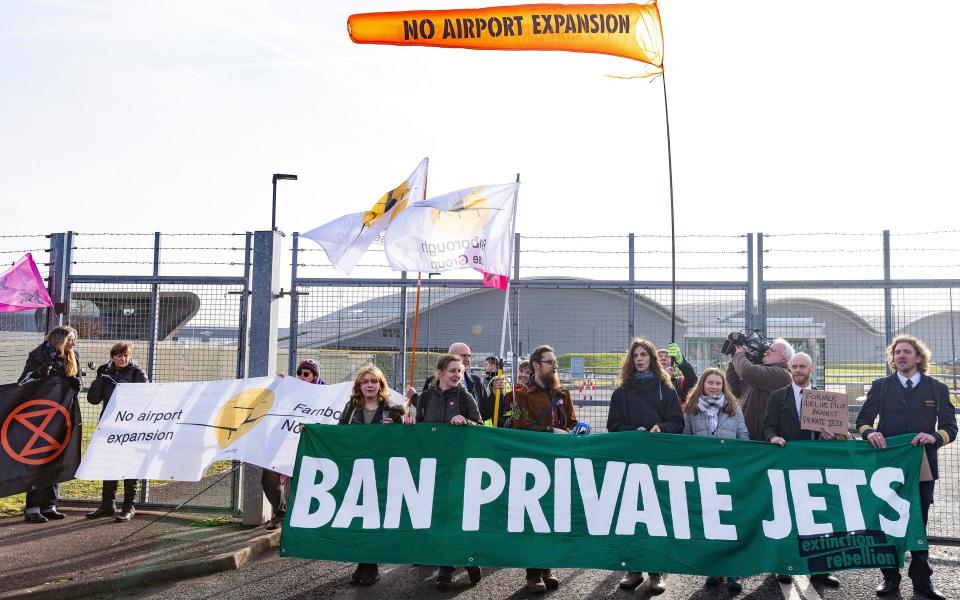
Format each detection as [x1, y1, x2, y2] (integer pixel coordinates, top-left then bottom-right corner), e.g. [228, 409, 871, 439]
[1, 1, 959, 270]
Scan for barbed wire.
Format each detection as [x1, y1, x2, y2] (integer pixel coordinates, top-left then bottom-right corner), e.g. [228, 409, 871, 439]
[75, 232, 247, 237]
[762, 232, 880, 238]
[71, 260, 245, 266]
[524, 265, 747, 270]
[0, 234, 47, 239]
[520, 234, 746, 239]
[519, 235, 626, 240]
[893, 230, 960, 237]
[764, 265, 883, 269]
[768, 247, 960, 253]
[0, 249, 46, 254]
[72, 246, 248, 251]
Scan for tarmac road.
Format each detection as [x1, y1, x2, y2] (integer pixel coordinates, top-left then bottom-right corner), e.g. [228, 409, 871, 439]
[113, 545, 960, 600]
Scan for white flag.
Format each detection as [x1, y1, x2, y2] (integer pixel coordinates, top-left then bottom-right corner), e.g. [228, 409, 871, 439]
[302, 158, 428, 274]
[384, 182, 518, 276]
[75, 377, 403, 480]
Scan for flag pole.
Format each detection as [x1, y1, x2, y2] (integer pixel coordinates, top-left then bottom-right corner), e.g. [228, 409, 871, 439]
[408, 271, 422, 387]
[661, 70, 677, 343]
[494, 173, 520, 427]
[406, 162, 428, 393]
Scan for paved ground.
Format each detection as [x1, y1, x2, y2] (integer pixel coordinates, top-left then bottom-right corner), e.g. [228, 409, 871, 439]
[114, 545, 960, 600]
[0, 507, 275, 596]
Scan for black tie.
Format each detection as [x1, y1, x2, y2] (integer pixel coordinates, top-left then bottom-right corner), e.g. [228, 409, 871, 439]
[905, 379, 914, 399]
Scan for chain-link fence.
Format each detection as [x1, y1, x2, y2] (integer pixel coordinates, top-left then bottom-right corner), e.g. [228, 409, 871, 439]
[3, 229, 959, 540]
[1, 232, 251, 511]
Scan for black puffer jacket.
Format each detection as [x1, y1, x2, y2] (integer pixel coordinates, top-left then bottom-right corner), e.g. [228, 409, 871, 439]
[607, 374, 684, 433]
[87, 361, 148, 415]
[19, 341, 82, 391]
[415, 385, 482, 425]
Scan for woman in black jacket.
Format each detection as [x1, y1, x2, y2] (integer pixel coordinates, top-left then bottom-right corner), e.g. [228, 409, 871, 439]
[85, 342, 147, 522]
[606, 338, 683, 594]
[414, 354, 483, 590]
[18, 325, 81, 524]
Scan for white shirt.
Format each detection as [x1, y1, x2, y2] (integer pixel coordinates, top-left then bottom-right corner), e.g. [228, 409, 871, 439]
[896, 372, 921, 389]
[792, 382, 812, 417]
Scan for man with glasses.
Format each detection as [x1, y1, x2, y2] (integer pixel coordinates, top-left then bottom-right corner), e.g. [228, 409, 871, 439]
[406, 342, 503, 422]
[510, 344, 575, 593]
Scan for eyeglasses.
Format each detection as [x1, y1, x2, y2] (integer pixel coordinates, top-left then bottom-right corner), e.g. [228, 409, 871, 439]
[537, 359, 557, 366]
[297, 370, 315, 377]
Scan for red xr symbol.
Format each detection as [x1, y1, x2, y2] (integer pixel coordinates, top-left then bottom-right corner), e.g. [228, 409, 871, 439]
[1, 399, 72, 465]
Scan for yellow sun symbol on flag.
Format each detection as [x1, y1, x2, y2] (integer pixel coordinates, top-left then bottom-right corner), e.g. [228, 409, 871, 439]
[429, 190, 490, 236]
[362, 181, 411, 228]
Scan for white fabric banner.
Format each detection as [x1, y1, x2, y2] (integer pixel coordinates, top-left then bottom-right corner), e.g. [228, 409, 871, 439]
[301, 158, 428, 274]
[383, 182, 518, 276]
[75, 377, 403, 481]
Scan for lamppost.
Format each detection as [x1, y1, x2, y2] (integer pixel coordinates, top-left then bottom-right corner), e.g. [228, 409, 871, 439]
[271, 173, 298, 231]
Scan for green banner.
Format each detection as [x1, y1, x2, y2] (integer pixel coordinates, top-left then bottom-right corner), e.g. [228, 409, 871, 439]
[281, 425, 926, 575]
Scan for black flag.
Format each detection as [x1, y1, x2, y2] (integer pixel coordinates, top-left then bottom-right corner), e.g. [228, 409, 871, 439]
[0, 376, 81, 497]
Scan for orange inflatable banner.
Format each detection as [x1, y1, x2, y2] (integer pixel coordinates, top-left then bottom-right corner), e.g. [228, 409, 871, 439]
[347, 3, 663, 68]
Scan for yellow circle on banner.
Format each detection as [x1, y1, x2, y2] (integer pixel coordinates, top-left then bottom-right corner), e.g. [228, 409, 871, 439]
[214, 387, 275, 449]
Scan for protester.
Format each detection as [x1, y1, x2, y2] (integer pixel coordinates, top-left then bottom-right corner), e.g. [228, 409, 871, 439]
[497, 360, 531, 427]
[607, 338, 682, 594]
[725, 338, 792, 441]
[18, 325, 81, 523]
[510, 344, 575, 593]
[413, 354, 483, 589]
[263, 359, 327, 530]
[338, 364, 406, 587]
[406, 342, 503, 422]
[85, 342, 147, 522]
[483, 355, 499, 394]
[682, 367, 748, 592]
[761, 352, 843, 588]
[657, 342, 698, 405]
[857, 335, 956, 600]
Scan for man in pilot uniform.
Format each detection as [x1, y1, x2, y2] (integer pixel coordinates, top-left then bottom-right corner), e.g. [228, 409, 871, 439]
[857, 335, 956, 600]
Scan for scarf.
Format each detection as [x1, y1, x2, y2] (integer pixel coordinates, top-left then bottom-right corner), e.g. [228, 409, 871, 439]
[632, 370, 656, 382]
[698, 394, 726, 432]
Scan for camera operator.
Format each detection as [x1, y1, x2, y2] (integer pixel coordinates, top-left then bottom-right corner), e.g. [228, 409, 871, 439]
[725, 337, 792, 441]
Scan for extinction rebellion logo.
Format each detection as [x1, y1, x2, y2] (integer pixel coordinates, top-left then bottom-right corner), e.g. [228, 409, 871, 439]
[799, 530, 899, 571]
[1, 398, 72, 465]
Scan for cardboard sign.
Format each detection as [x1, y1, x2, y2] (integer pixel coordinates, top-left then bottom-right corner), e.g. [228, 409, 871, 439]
[800, 390, 849, 435]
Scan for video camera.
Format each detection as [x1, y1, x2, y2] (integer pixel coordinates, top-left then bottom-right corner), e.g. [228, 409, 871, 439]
[720, 329, 771, 364]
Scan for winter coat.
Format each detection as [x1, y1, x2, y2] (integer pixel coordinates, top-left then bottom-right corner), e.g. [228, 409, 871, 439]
[725, 353, 790, 441]
[87, 361, 148, 416]
[683, 402, 750, 439]
[607, 374, 683, 433]
[510, 382, 576, 433]
[415, 385, 482, 425]
[19, 341, 82, 391]
[338, 399, 405, 425]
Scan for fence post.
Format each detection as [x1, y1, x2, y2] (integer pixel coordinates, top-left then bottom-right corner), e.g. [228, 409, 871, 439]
[139, 232, 161, 505]
[746, 233, 754, 331]
[756, 232, 766, 334]
[46, 233, 68, 332]
[883, 229, 894, 350]
[62, 231, 74, 326]
[236, 232, 252, 380]
[287, 232, 300, 376]
[146, 232, 161, 383]
[628, 233, 635, 342]
[241, 230, 282, 526]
